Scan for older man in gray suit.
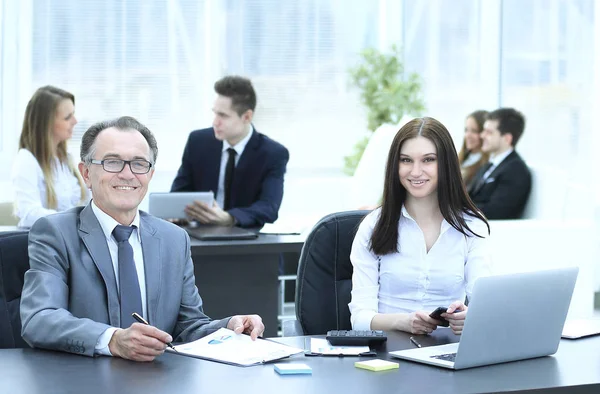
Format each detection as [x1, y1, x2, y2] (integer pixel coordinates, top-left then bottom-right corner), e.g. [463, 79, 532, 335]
[20, 116, 264, 362]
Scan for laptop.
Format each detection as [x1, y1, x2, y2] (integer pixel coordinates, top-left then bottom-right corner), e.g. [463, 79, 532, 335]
[185, 225, 258, 241]
[389, 267, 578, 370]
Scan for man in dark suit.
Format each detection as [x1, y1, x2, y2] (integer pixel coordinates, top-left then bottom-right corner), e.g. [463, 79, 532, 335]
[171, 76, 289, 228]
[20, 116, 264, 361]
[468, 108, 532, 219]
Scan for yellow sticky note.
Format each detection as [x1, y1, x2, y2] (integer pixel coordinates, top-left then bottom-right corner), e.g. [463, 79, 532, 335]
[354, 359, 399, 372]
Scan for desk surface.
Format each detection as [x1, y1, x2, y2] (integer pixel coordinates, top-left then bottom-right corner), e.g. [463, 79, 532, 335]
[190, 233, 305, 255]
[0, 226, 25, 233]
[1, 330, 599, 394]
[0, 226, 306, 255]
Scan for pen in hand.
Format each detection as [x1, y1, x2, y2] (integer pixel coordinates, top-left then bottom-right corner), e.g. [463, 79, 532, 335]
[409, 337, 422, 348]
[131, 312, 178, 352]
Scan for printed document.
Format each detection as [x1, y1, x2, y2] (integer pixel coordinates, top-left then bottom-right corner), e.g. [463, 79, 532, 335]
[169, 328, 303, 366]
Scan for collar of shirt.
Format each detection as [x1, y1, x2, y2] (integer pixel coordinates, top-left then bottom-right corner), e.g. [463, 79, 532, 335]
[222, 124, 254, 156]
[91, 200, 141, 242]
[489, 148, 513, 168]
[400, 205, 452, 234]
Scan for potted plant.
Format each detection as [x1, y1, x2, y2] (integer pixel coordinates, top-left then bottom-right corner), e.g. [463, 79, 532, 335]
[345, 44, 425, 175]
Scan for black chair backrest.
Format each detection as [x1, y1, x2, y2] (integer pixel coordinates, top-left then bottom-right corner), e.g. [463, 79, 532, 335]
[295, 210, 369, 335]
[0, 231, 30, 348]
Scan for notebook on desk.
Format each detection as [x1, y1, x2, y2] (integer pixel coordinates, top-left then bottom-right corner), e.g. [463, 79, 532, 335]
[185, 226, 258, 241]
[389, 267, 578, 370]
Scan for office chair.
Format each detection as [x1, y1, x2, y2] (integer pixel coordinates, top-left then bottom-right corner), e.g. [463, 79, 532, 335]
[283, 210, 369, 336]
[0, 202, 18, 226]
[0, 231, 30, 348]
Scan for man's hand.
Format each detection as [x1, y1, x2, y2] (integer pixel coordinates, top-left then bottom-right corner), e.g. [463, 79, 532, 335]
[108, 323, 173, 362]
[185, 201, 234, 226]
[227, 315, 265, 340]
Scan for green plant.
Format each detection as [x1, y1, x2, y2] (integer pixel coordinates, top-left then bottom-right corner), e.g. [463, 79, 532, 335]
[344, 45, 425, 175]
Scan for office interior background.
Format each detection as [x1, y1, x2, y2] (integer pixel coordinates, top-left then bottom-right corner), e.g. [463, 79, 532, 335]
[0, 1, 599, 292]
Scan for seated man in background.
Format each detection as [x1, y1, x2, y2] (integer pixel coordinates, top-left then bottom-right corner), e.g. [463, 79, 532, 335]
[20, 116, 264, 361]
[171, 76, 289, 228]
[468, 108, 532, 219]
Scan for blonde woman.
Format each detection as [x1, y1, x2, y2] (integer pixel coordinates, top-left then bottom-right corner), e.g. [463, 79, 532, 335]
[11, 86, 88, 228]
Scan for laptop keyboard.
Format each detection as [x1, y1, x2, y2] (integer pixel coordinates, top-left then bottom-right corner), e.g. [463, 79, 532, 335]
[431, 352, 456, 363]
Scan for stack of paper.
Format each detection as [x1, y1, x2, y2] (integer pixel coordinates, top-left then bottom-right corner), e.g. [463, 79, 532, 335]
[355, 359, 399, 372]
[309, 338, 370, 355]
[274, 363, 312, 375]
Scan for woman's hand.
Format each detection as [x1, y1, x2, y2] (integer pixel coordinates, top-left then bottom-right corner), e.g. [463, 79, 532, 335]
[404, 311, 439, 335]
[442, 300, 468, 335]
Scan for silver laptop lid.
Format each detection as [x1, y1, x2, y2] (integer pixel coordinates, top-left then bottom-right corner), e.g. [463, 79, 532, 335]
[454, 267, 578, 369]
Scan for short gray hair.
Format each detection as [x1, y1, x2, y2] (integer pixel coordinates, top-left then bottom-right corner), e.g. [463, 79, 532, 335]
[80, 116, 158, 164]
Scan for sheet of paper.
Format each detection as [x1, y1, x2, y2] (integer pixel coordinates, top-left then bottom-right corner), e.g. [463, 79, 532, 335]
[259, 214, 322, 235]
[259, 222, 305, 235]
[562, 319, 600, 339]
[310, 338, 370, 355]
[171, 328, 304, 366]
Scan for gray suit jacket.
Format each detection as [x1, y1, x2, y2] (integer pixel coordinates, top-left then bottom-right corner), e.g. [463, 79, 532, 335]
[20, 204, 228, 356]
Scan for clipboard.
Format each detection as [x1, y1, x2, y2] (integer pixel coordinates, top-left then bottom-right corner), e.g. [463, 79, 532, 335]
[167, 328, 304, 367]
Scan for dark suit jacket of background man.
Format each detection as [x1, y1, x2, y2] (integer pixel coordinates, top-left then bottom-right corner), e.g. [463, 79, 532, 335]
[468, 150, 532, 220]
[171, 127, 289, 228]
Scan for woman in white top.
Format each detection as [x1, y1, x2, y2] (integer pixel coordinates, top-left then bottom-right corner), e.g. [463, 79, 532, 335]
[11, 86, 87, 228]
[349, 117, 491, 335]
[458, 110, 489, 190]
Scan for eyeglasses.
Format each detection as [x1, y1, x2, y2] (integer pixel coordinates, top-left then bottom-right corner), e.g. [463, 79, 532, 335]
[90, 159, 153, 174]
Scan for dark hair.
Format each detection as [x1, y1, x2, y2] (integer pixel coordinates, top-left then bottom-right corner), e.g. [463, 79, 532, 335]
[370, 117, 489, 256]
[214, 75, 256, 116]
[486, 108, 526, 147]
[80, 116, 158, 164]
[458, 110, 490, 186]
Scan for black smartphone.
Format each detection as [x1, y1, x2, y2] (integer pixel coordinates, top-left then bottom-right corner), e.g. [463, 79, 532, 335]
[429, 307, 450, 327]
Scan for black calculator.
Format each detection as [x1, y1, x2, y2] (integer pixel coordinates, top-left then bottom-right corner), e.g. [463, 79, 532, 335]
[326, 330, 387, 346]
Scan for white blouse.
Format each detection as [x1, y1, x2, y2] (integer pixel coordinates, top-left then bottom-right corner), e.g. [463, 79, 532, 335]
[349, 206, 492, 330]
[461, 151, 482, 168]
[11, 149, 88, 228]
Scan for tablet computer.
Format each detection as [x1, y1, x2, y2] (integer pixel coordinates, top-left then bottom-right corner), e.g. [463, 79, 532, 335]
[149, 192, 214, 220]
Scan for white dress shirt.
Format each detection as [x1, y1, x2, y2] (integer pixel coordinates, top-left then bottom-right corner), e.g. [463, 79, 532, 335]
[92, 201, 147, 356]
[11, 148, 88, 228]
[482, 148, 513, 180]
[349, 206, 492, 330]
[216, 125, 253, 208]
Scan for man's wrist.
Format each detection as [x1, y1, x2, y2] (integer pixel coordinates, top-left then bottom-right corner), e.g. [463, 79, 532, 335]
[226, 213, 237, 227]
[107, 328, 123, 357]
[95, 327, 118, 356]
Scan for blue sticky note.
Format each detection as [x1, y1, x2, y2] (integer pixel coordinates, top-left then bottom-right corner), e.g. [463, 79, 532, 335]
[274, 363, 312, 375]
